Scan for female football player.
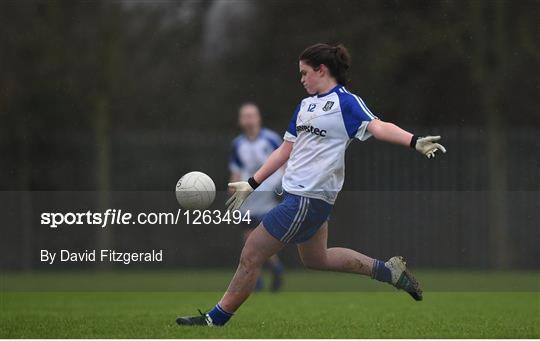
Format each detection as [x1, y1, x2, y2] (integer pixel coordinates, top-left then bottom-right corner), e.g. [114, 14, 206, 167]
[177, 43, 446, 326]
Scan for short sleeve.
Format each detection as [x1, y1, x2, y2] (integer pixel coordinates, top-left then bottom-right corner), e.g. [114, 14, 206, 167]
[228, 138, 243, 173]
[284, 103, 301, 142]
[338, 90, 378, 141]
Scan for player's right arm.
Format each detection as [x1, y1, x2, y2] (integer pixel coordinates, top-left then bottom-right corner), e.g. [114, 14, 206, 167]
[340, 91, 446, 159]
[252, 140, 292, 184]
[368, 120, 446, 158]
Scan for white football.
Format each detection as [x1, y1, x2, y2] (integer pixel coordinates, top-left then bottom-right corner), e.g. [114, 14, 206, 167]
[175, 171, 216, 209]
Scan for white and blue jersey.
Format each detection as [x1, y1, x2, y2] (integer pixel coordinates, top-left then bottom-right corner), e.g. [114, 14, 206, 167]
[282, 85, 377, 204]
[229, 128, 284, 220]
[262, 85, 378, 243]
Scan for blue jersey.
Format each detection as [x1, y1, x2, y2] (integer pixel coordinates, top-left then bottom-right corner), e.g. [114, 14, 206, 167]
[282, 85, 377, 204]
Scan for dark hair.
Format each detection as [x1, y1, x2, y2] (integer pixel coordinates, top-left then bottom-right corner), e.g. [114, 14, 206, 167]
[299, 43, 351, 85]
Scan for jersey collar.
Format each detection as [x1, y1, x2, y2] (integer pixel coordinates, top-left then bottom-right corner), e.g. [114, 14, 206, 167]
[244, 127, 263, 142]
[316, 84, 342, 98]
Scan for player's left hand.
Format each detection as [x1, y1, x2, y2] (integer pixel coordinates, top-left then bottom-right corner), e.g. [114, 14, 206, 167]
[414, 136, 447, 159]
[226, 181, 254, 211]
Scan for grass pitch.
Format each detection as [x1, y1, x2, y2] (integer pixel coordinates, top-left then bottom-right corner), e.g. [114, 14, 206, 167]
[1, 270, 539, 338]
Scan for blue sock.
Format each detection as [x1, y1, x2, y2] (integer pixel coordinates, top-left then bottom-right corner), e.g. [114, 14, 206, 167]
[371, 259, 392, 284]
[207, 304, 233, 326]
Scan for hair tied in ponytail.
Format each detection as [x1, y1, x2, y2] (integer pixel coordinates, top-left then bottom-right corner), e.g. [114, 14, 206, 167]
[299, 43, 351, 85]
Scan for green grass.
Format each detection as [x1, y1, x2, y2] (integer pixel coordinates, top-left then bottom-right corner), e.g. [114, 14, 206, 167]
[1, 271, 539, 338]
[2, 269, 539, 291]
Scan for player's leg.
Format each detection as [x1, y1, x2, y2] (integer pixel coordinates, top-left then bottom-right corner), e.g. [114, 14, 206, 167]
[297, 222, 423, 301]
[241, 228, 252, 240]
[176, 224, 284, 326]
[249, 199, 285, 291]
[297, 222, 374, 275]
[219, 224, 284, 312]
[242, 228, 264, 291]
[244, 221, 284, 292]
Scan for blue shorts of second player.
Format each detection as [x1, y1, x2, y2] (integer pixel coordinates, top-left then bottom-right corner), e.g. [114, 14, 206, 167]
[262, 191, 333, 244]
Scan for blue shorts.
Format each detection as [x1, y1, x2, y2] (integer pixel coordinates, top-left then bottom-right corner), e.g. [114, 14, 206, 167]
[262, 192, 333, 244]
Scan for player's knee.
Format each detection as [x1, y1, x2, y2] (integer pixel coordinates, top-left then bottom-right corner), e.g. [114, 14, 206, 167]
[239, 250, 263, 272]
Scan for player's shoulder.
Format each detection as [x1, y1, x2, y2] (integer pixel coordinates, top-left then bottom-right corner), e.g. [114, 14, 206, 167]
[336, 86, 377, 120]
[297, 96, 315, 105]
[335, 86, 360, 106]
[299, 95, 313, 102]
[292, 96, 314, 115]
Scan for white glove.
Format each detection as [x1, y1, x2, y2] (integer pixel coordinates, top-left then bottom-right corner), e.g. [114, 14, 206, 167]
[226, 181, 254, 211]
[414, 135, 447, 159]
